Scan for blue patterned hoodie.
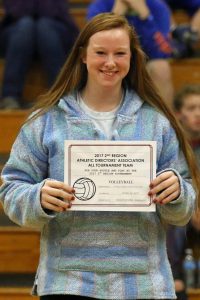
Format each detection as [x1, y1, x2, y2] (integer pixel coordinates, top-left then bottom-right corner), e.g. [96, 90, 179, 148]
[0, 90, 195, 299]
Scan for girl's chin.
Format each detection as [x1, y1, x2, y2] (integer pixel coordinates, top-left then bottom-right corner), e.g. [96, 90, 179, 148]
[99, 83, 120, 89]
[98, 78, 121, 87]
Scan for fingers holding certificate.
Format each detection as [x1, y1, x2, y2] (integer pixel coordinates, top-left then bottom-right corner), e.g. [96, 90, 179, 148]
[64, 140, 156, 211]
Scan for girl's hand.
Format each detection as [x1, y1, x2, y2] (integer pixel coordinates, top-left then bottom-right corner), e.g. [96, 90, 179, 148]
[41, 180, 75, 212]
[148, 171, 180, 205]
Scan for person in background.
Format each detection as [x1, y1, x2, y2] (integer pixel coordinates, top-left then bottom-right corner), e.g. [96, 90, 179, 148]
[164, 0, 200, 58]
[167, 211, 200, 300]
[167, 84, 200, 300]
[0, 0, 79, 109]
[0, 13, 199, 300]
[87, 0, 174, 106]
[174, 84, 200, 161]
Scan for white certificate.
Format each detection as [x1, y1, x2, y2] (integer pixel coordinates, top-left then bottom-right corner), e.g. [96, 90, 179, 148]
[64, 140, 156, 212]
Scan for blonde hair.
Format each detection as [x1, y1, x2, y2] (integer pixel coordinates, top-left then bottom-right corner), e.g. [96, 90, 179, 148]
[29, 13, 200, 207]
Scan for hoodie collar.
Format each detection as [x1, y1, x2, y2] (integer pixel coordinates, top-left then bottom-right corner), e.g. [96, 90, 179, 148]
[57, 89, 144, 119]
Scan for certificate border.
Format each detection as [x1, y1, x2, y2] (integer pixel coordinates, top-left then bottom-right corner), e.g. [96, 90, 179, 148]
[67, 143, 154, 208]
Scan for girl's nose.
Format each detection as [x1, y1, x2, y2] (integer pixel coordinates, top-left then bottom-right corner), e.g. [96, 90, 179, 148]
[104, 54, 116, 67]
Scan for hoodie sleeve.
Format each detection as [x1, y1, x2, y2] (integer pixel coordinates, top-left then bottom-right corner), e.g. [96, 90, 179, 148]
[0, 114, 57, 230]
[156, 121, 196, 226]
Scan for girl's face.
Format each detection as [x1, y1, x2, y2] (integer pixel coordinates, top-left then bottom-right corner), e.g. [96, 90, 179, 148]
[82, 28, 131, 91]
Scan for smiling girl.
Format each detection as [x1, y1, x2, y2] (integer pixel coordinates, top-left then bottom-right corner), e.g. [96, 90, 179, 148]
[0, 13, 199, 300]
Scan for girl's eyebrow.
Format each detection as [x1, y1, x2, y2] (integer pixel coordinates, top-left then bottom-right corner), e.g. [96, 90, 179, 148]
[92, 45, 130, 50]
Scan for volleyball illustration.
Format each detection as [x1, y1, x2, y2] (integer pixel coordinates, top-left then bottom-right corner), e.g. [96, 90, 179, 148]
[73, 177, 96, 201]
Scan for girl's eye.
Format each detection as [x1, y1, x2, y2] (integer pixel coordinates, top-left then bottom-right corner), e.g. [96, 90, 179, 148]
[116, 52, 126, 56]
[96, 51, 105, 55]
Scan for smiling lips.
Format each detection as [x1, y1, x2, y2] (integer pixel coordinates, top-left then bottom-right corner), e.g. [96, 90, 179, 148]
[100, 70, 118, 77]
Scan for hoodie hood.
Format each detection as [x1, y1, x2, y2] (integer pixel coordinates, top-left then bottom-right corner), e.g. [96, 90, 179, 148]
[57, 89, 144, 121]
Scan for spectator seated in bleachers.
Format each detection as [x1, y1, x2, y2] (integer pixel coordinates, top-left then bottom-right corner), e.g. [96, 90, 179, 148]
[87, 0, 174, 106]
[174, 84, 200, 157]
[167, 84, 200, 300]
[0, 0, 79, 109]
[164, 0, 200, 58]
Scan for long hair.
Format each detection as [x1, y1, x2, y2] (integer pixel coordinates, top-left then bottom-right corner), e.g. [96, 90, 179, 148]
[29, 13, 200, 207]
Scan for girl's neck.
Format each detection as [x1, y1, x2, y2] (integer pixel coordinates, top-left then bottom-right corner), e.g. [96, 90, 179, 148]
[81, 85, 123, 112]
